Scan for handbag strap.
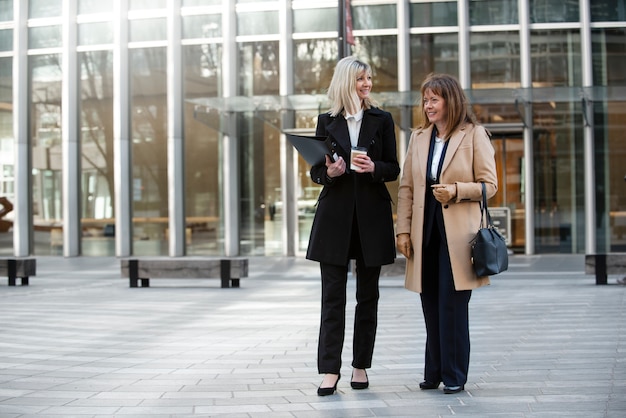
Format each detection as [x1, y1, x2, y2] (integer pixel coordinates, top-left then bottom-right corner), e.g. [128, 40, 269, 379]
[479, 182, 493, 228]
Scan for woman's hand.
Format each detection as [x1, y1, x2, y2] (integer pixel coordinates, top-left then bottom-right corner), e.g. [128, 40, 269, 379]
[351, 153, 375, 173]
[396, 233, 413, 258]
[431, 183, 457, 203]
[325, 154, 346, 178]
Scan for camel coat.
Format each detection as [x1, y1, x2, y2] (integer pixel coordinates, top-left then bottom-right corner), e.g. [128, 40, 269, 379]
[396, 123, 497, 292]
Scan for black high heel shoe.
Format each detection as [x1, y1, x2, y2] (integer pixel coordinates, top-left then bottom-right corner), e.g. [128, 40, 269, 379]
[350, 370, 369, 389]
[317, 373, 340, 396]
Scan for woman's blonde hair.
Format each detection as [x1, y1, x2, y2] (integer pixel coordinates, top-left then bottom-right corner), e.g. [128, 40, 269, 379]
[418, 73, 477, 139]
[327, 56, 378, 117]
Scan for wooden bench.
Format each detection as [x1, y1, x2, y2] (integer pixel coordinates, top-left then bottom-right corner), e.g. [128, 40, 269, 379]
[585, 253, 626, 285]
[0, 258, 36, 286]
[120, 257, 248, 288]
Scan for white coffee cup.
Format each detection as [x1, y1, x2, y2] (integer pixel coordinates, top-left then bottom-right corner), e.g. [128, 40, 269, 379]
[350, 147, 367, 170]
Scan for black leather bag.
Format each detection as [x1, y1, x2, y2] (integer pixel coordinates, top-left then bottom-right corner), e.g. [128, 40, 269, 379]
[470, 183, 509, 276]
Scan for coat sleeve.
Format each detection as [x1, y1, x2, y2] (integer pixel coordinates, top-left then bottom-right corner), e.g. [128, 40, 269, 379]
[309, 114, 335, 186]
[454, 125, 498, 202]
[396, 130, 417, 235]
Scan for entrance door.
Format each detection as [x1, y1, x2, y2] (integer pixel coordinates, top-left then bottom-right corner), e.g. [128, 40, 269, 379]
[490, 134, 525, 251]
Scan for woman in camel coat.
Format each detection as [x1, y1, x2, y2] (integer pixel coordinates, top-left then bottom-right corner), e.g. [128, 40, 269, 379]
[396, 73, 497, 394]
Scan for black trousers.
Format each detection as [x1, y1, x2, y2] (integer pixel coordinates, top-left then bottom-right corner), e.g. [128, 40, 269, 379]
[420, 220, 472, 387]
[317, 258, 381, 374]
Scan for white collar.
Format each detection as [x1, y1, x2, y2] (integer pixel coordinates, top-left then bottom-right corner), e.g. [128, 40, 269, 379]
[344, 108, 364, 122]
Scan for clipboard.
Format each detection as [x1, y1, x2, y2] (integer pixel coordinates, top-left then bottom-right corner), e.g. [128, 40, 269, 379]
[286, 134, 338, 166]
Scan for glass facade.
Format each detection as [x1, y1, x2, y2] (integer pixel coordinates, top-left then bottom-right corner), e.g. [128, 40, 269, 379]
[1, 0, 625, 258]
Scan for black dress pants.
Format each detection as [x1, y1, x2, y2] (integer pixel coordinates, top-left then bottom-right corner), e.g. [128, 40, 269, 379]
[317, 258, 381, 374]
[420, 222, 472, 387]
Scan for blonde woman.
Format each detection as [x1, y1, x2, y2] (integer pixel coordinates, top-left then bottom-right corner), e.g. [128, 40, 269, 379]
[307, 56, 400, 395]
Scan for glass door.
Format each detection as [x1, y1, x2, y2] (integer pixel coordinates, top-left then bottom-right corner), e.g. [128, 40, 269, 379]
[490, 134, 525, 251]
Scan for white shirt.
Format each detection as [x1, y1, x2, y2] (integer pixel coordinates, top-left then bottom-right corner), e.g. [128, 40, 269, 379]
[430, 135, 445, 181]
[345, 109, 364, 148]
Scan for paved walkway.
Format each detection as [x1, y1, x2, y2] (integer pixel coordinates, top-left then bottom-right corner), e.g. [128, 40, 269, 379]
[0, 255, 624, 417]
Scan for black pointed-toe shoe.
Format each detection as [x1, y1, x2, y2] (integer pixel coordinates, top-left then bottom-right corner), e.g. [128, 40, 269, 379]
[317, 374, 340, 396]
[350, 370, 369, 390]
[419, 381, 440, 390]
[443, 385, 464, 394]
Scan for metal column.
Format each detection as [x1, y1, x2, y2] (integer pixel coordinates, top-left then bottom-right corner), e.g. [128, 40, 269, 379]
[62, 0, 81, 256]
[113, 0, 133, 256]
[12, 0, 31, 256]
[519, 0, 535, 255]
[580, 0, 596, 254]
[167, 0, 186, 256]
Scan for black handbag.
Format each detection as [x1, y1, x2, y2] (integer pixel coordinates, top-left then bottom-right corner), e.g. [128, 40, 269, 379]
[470, 182, 509, 276]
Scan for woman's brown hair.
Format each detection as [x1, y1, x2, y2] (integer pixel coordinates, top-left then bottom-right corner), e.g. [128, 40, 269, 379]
[418, 73, 477, 139]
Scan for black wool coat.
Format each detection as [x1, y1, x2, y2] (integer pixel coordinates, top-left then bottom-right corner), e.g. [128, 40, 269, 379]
[306, 107, 400, 267]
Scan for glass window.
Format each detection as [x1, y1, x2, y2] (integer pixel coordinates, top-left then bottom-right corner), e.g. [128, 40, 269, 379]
[0, 29, 12, 52]
[78, 0, 113, 14]
[130, 0, 166, 10]
[78, 22, 114, 46]
[0, 57, 14, 253]
[0, 0, 12, 21]
[591, 1, 626, 22]
[592, 29, 626, 86]
[594, 99, 626, 252]
[532, 102, 585, 253]
[470, 0, 518, 25]
[0, 57, 10, 102]
[530, 0, 579, 23]
[410, 33, 459, 90]
[470, 31, 521, 88]
[531, 30, 581, 87]
[79, 51, 115, 256]
[130, 48, 169, 256]
[591, 27, 626, 251]
[29, 0, 62, 19]
[30, 54, 63, 255]
[29, 26, 62, 49]
[237, 11, 278, 36]
[352, 4, 396, 30]
[237, 41, 282, 255]
[130, 18, 166, 43]
[183, 44, 223, 256]
[238, 42, 279, 96]
[182, 14, 222, 39]
[294, 39, 338, 94]
[293, 8, 337, 33]
[352, 35, 399, 93]
[411, 2, 457, 27]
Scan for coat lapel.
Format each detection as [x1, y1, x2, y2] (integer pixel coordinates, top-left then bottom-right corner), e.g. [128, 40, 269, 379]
[326, 116, 351, 156]
[440, 126, 466, 177]
[416, 126, 433, 182]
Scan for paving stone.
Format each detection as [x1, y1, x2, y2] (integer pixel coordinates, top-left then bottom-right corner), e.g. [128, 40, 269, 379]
[0, 255, 624, 417]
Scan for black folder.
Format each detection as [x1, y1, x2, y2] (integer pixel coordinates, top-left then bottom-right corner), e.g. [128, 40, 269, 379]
[286, 134, 337, 166]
